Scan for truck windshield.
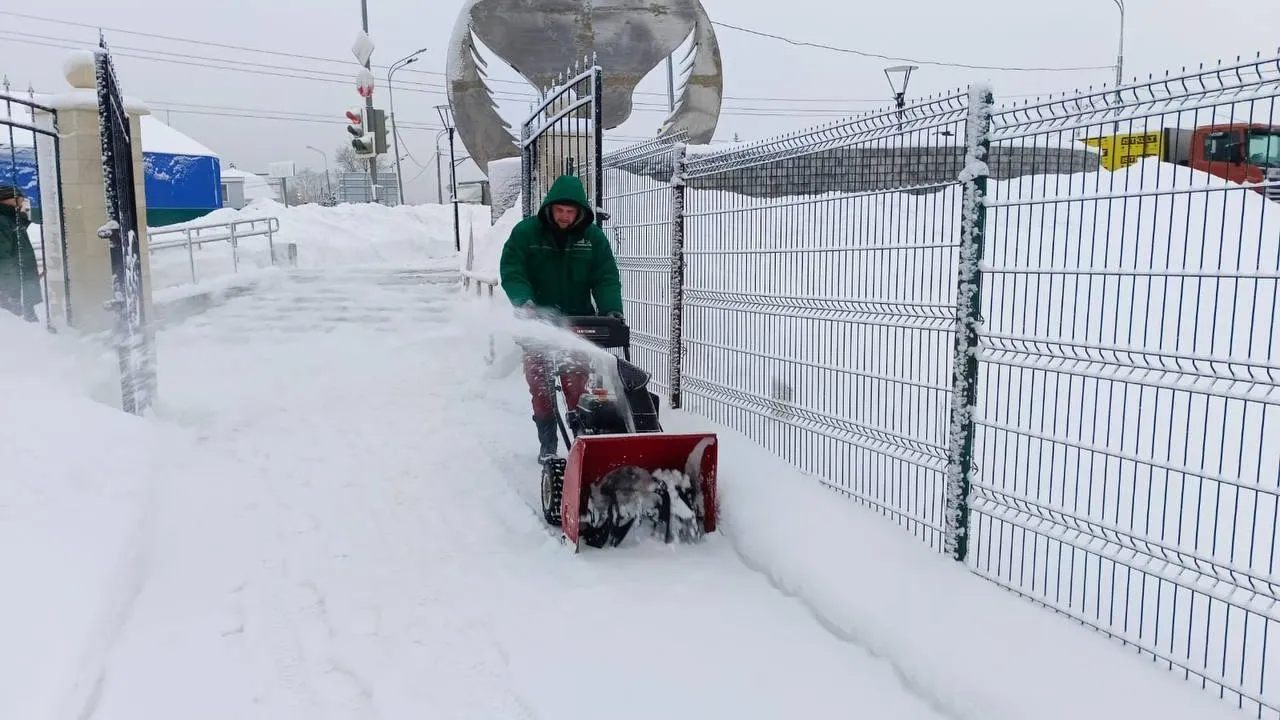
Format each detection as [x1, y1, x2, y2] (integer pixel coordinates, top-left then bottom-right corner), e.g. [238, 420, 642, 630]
[1247, 130, 1280, 167]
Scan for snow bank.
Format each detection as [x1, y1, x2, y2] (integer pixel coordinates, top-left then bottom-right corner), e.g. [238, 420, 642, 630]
[0, 315, 155, 720]
[0, 310, 274, 720]
[658, 409, 1248, 720]
[146, 199, 492, 290]
[463, 203, 519, 287]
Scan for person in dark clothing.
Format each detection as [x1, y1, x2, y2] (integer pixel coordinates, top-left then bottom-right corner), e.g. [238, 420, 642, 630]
[499, 174, 624, 462]
[0, 184, 41, 322]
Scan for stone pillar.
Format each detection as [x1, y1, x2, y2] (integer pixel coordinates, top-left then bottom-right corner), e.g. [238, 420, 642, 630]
[35, 49, 153, 335]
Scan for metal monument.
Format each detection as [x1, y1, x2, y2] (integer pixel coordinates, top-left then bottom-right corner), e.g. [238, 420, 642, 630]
[446, 0, 723, 174]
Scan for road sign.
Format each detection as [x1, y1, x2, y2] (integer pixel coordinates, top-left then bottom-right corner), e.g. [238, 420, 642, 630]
[351, 30, 375, 67]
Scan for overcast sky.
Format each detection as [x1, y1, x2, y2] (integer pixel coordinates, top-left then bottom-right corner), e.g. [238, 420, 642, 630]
[2, 0, 1277, 203]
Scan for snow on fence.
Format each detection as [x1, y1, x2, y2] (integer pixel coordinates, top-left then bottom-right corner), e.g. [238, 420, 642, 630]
[599, 53, 1280, 719]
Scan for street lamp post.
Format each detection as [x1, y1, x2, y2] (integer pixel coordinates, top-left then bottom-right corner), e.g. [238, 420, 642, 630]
[884, 64, 918, 124]
[305, 145, 332, 203]
[388, 47, 428, 206]
[436, 104, 460, 252]
[433, 129, 448, 205]
[1112, 0, 1125, 92]
[1111, 0, 1126, 131]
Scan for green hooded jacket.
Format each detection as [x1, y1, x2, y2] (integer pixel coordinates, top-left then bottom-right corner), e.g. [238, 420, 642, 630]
[0, 204, 42, 310]
[498, 174, 623, 316]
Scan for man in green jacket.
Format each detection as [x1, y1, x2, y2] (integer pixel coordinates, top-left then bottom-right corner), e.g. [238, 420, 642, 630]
[499, 174, 624, 462]
[0, 184, 41, 322]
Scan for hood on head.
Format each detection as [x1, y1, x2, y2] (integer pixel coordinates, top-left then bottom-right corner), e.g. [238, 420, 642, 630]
[538, 174, 594, 230]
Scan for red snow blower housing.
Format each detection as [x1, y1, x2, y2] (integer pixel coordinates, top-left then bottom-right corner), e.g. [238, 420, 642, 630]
[535, 316, 718, 551]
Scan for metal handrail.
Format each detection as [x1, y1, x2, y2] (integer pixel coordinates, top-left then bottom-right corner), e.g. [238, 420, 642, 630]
[148, 216, 280, 285]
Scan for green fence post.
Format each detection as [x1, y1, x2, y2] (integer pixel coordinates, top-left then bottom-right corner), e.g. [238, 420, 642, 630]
[944, 84, 994, 562]
[668, 143, 687, 410]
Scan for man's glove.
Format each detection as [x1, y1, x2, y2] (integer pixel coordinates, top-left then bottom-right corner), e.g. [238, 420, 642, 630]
[604, 310, 625, 323]
[514, 301, 536, 320]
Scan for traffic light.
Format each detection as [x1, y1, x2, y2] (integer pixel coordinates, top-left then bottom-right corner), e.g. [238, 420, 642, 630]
[369, 108, 388, 155]
[347, 107, 376, 157]
[346, 107, 364, 138]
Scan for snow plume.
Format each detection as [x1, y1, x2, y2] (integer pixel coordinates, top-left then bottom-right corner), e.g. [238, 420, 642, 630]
[473, 300, 637, 424]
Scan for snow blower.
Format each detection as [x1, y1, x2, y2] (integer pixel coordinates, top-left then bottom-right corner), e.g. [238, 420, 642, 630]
[533, 315, 718, 551]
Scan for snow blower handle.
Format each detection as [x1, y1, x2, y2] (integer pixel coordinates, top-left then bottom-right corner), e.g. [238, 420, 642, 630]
[559, 315, 631, 361]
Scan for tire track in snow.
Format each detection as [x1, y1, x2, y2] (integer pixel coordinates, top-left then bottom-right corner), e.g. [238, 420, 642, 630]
[60, 467, 161, 720]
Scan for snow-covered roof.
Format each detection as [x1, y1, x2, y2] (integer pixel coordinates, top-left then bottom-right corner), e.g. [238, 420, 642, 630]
[1, 92, 219, 158]
[139, 114, 219, 158]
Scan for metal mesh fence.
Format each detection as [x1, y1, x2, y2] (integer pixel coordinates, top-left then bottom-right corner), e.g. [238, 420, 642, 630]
[593, 51, 1280, 718]
[601, 134, 687, 397]
[676, 96, 970, 550]
[972, 57, 1280, 716]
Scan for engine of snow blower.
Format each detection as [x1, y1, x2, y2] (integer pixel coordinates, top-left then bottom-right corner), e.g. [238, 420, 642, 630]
[535, 316, 718, 551]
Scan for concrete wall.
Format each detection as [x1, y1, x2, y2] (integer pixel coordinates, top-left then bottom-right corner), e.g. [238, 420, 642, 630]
[611, 145, 1101, 198]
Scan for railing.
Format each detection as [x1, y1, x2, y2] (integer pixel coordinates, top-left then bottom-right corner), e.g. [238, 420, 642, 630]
[147, 216, 281, 286]
[597, 51, 1280, 719]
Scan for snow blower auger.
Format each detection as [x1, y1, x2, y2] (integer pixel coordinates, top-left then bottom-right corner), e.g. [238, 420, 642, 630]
[536, 315, 718, 552]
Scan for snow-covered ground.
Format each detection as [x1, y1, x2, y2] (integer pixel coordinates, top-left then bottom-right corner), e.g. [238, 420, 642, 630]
[0, 200, 1257, 720]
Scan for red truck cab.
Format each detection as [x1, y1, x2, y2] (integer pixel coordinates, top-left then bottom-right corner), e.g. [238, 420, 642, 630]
[1180, 124, 1280, 196]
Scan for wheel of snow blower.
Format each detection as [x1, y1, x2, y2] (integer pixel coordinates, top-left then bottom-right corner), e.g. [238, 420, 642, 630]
[540, 458, 566, 526]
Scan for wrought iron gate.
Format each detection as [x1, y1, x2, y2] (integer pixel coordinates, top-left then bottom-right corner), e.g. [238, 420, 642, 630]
[519, 60, 604, 221]
[0, 88, 69, 332]
[96, 39, 154, 415]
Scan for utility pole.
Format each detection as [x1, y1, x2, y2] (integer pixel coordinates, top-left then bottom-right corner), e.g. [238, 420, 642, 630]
[1111, 0, 1126, 132]
[360, 0, 378, 202]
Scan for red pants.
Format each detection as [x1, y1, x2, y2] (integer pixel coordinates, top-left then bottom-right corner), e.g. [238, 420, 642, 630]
[523, 350, 590, 417]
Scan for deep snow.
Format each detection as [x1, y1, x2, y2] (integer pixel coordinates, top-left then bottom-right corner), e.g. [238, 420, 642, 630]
[0, 200, 1258, 720]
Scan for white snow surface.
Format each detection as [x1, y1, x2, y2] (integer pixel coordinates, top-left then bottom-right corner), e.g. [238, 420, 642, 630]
[0, 206, 1256, 720]
[146, 198, 492, 291]
[138, 115, 219, 158]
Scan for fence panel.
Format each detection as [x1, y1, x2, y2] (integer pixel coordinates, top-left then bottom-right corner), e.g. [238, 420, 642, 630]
[678, 95, 971, 550]
[600, 134, 686, 397]
[972, 58, 1280, 717]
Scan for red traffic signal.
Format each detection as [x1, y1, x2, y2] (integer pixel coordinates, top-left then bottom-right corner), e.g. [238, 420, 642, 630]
[346, 107, 365, 138]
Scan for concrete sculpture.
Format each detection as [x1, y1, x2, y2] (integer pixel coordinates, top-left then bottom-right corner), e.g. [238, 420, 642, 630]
[446, 0, 723, 174]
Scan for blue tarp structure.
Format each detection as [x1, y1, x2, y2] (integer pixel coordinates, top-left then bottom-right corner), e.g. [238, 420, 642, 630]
[0, 117, 224, 226]
[0, 145, 40, 208]
[141, 151, 224, 225]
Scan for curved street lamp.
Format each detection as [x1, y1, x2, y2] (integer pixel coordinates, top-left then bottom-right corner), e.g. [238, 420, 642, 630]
[388, 47, 429, 205]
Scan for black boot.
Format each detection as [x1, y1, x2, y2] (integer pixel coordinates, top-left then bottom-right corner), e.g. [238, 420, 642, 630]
[533, 415, 558, 463]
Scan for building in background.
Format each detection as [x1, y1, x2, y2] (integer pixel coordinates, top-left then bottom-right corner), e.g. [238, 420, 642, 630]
[220, 166, 280, 209]
[138, 115, 223, 226]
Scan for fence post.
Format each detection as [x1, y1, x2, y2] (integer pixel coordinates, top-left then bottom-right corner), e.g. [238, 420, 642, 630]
[520, 123, 534, 219]
[668, 143, 688, 409]
[944, 84, 994, 562]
